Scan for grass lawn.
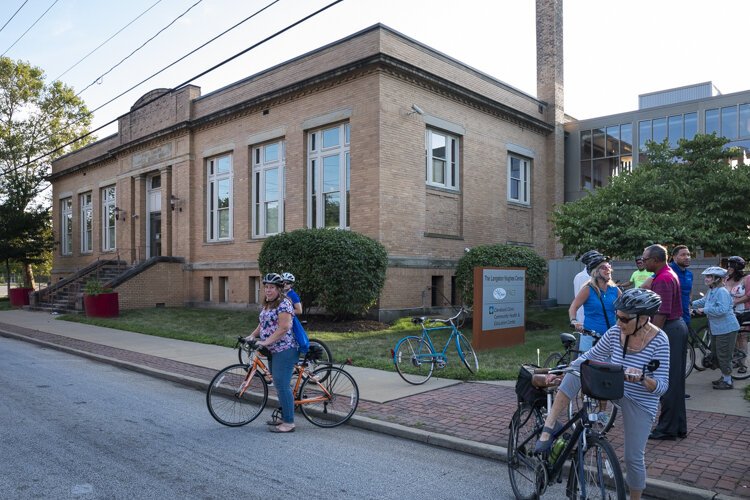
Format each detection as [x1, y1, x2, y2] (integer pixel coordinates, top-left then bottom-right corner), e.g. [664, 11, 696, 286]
[58, 305, 710, 381]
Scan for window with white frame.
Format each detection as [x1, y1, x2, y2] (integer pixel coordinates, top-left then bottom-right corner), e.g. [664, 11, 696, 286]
[308, 123, 350, 229]
[80, 192, 93, 253]
[207, 153, 233, 241]
[426, 129, 459, 190]
[101, 186, 116, 251]
[508, 155, 531, 205]
[61, 197, 73, 255]
[252, 140, 284, 237]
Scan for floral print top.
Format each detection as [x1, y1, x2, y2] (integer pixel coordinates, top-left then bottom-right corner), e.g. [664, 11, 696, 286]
[259, 298, 296, 353]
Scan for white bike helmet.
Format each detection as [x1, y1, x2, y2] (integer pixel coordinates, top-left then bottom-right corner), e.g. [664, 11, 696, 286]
[281, 272, 295, 284]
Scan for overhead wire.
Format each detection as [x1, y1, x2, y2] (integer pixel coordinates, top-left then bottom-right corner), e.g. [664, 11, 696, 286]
[54, 0, 164, 82]
[1, 0, 345, 179]
[1, 0, 60, 57]
[0, 0, 29, 35]
[74, 0, 204, 98]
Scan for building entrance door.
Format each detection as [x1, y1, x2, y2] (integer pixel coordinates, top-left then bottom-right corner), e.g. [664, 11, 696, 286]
[149, 212, 162, 258]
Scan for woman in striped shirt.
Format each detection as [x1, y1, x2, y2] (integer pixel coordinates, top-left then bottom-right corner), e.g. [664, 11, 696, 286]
[535, 288, 670, 500]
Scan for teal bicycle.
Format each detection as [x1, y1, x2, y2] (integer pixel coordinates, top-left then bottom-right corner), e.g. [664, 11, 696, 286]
[392, 307, 477, 384]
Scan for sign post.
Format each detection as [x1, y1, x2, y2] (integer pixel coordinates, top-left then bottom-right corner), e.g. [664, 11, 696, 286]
[472, 266, 526, 350]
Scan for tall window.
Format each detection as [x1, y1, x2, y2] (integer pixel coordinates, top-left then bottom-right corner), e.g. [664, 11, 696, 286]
[80, 192, 93, 253]
[252, 140, 284, 237]
[508, 155, 531, 205]
[426, 129, 459, 190]
[207, 153, 232, 241]
[308, 123, 350, 229]
[101, 186, 116, 251]
[61, 197, 72, 255]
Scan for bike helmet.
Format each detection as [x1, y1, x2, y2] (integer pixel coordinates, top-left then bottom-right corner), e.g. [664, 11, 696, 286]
[579, 250, 603, 266]
[702, 266, 727, 278]
[262, 273, 284, 286]
[586, 254, 610, 274]
[281, 272, 295, 283]
[728, 256, 746, 271]
[614, 288, 662, 316]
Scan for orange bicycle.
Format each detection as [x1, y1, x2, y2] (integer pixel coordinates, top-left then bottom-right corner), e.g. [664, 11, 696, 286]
[206, 339, 359, 428]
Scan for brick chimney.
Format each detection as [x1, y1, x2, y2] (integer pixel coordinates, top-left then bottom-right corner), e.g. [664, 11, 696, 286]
[536, 0, 564, 257]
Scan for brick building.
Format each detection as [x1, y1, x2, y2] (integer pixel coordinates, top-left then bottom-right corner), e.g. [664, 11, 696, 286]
[48, 4, 565, 320]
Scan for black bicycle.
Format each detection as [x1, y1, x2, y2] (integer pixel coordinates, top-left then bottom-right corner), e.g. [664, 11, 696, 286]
[685, 313, 750, 381]
[507, 361, 661, 499]
[543, 328, 617, 434]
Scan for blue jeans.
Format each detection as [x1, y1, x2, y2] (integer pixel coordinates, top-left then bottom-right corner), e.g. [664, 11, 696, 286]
[270, 347, 298, 424]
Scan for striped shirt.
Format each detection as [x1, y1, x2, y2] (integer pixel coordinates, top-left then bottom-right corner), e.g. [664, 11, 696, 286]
[572, 325, 670, 418]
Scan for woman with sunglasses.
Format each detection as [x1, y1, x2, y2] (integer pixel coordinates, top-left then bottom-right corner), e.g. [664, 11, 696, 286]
[536, 288, 670, 500]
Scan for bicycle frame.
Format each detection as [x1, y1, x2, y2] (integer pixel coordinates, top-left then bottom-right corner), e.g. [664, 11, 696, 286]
[417, 322, 462, 364]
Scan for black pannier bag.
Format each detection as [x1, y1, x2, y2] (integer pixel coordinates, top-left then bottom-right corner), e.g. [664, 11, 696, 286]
[515, 364, 547, 407]
[580, 360, 624, 401]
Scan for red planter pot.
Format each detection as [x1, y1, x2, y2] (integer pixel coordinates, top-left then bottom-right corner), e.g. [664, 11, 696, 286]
[9, 287, 33, 307]
[84, 293, 119, 318]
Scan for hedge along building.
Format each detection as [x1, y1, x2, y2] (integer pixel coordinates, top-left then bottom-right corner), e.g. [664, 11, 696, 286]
[48, 3, 565, 320]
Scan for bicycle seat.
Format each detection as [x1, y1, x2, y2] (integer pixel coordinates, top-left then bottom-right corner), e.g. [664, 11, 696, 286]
[411, 317, 426, 324]
[560, 332, 576, 348]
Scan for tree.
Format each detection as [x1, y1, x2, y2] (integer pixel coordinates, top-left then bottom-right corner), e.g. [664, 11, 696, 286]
[552, 134, 750, 258]
[0, 57, 92, 287]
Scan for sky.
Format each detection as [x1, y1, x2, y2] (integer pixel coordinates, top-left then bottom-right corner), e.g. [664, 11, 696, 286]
[2, 0, 749, 138]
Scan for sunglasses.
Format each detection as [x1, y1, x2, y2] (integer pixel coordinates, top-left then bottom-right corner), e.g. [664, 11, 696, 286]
[616, 314, 637, 323]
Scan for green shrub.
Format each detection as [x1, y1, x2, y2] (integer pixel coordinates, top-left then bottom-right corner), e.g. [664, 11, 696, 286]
[455, 244, 547, 306]
[258, 228, 388, 319]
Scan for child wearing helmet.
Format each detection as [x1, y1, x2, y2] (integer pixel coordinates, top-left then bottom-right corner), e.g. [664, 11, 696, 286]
[693, 267, 740, 389]
[281, 272, 303, 316]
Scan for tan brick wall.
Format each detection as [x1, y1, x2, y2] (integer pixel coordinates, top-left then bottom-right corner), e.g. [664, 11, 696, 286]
[115, 262, 185, 309]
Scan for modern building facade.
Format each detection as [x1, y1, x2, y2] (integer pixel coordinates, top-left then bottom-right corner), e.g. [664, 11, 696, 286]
[48, 4, 566, 320]
[564, 81, 750, 202]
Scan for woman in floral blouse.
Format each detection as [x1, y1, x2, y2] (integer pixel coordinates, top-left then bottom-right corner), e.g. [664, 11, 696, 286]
[247, 273, 297, 433]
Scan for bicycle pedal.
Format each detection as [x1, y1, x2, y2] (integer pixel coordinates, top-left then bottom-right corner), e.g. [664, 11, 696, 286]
[436, 361, 446, 369]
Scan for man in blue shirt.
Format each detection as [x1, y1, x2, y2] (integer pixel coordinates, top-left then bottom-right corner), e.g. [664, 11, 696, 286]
[669, 245, 693, 328]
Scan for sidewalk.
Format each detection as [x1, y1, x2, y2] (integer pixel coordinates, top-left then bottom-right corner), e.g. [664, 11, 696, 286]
[0, 309, 748, 499]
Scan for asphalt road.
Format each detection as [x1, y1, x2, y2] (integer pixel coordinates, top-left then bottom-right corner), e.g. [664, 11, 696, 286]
[0, 337, 523, 499]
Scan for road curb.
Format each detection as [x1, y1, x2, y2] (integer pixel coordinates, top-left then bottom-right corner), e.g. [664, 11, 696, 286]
[0, 327, 740, 500]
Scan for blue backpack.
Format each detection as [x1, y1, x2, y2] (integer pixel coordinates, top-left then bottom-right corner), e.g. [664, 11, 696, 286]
[292, 316, 309, 353]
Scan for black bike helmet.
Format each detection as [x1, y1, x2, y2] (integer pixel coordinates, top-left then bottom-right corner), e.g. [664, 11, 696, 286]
[579, 250, 603, 266]
[614, 288, 662, 316]
[586, 254, 610, 274]
[262, 273, 284, 286]
[728, 256, 746, 271]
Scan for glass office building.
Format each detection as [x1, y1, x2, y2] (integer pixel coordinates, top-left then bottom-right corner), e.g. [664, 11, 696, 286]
[564, 82, 750, 201]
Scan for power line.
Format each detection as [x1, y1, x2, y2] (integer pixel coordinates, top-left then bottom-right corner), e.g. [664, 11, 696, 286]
[54, 0, 164, 82]
[1, 0, 345, 179]
[1, 0, 60, 57]
[74, 0, 204, 98]
[0, 0, 29, 35]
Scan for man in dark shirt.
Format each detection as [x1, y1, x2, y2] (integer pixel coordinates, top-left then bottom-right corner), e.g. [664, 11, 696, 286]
[643, 244, 688, 440]
[669, 245, 693, 329]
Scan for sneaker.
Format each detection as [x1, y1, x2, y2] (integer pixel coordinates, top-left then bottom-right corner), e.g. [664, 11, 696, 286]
[739, 366, 748, 374]
[713, 380, 733, 390]
[712, 378, 723, 386]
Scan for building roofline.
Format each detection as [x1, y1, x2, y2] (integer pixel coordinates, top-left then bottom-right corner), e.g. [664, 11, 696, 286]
[198, 23, 546, 108]
[638, 81, 716, 98]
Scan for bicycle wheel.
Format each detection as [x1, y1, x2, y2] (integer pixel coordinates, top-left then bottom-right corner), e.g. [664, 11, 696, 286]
[206, 364, 268, 426]
[507, 404, 546, 500]
[393, 335, 435, 385]
[731, 347, 750, 380]
[543, 352, 563, 368]
[684, 341, 695, 378]
[456, 333, 479, 374]
[694, 326, 711, 371]
[568, 434, 625, 500]
[299, 366, 359, 427]
[568, 397, 617, 434]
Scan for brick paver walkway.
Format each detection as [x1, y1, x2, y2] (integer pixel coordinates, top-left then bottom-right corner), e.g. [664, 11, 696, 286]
[2, 323, 748, 498]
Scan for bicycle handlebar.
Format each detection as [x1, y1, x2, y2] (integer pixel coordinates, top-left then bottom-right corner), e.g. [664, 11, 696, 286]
[411, 306, 470, 326]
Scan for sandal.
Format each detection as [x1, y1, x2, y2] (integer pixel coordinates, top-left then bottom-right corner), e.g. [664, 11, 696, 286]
[266, 419, 282, 426]
[269, 425, 295, 433]
[533, 421, 563, 454]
